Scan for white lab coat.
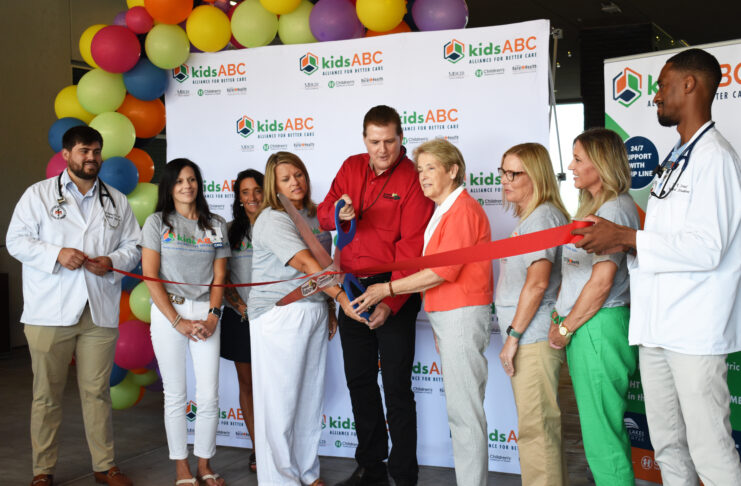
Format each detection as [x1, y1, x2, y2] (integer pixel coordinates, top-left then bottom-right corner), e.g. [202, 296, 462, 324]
[628, 122, 741, 355]
[6, 174, 141, 328]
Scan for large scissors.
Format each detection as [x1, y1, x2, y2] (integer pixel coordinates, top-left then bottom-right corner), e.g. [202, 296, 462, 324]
[276, 194, 370, 320]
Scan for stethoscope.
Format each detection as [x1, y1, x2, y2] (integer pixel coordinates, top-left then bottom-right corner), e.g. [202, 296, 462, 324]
[650, 122, 714, 199]
[53, 173, 120, 228]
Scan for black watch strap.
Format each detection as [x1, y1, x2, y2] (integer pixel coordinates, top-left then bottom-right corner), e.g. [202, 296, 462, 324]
[208, 307, 222, 318]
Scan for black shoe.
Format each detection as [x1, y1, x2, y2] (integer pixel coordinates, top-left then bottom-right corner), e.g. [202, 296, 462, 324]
[335, 465, 390, 486]
[392, 480, 417, 486]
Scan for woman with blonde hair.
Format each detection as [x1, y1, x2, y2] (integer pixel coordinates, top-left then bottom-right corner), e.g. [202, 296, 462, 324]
[495, 142, 570, 485]
[549, 128, 639, 485]
[248, 152, 365, 486]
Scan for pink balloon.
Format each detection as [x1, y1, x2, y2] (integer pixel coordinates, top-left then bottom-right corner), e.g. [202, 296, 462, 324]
[115, 320, 155, 370]
[126, 6, 154, 34]
[91, 25, 141, 73]
[46, 151, 67, 179]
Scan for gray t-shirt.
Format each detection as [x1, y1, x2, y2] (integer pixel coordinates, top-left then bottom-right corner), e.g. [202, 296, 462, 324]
[139, 211, 230, 302]
[248, 207, 332, 320]
[226, 221, 254, 311]
[555, 193, 640, 316]
[495, 203, 568, 344]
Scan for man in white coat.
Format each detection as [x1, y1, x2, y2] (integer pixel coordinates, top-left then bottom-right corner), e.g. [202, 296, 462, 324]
[7, 126, 141, 486]
[572, 48, 741, 485]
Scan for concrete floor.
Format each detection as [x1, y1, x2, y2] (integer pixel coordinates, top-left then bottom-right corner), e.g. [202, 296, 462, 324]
[1, 346, 653, 485]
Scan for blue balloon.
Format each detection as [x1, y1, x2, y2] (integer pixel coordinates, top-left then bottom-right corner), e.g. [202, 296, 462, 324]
[99, 157, 139, 195]
[122, 261, 142, 292]
[48, 117, 86, 152]
[110, 363, 128, 387]
[123, 58, 168, 101]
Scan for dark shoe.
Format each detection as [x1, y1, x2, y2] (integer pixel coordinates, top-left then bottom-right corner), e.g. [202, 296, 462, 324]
[93, 466, 133, 486]
[335, 465, 390, 486]
[30, 475, 53, 486]
[392, 480, 417, 486]
[249, 452, 256, 473]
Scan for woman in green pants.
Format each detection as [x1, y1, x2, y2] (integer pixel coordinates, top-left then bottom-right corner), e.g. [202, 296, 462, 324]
[548, 128, 640, 485]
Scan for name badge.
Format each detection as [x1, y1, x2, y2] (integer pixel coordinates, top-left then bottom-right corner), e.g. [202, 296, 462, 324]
[209, 227, 224, 248]
[50, 204, 66, 219]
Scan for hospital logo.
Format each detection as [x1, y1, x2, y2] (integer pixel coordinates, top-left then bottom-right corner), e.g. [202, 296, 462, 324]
[613, 67, 642, 107]
[50, 204, 66, 220]
[443, 39, 465, 64]
[236, 115, 255, 138]
[335, 440, 342, 448]
[299, 53, 319, 75]
[173, 64, 189, 83]
[163, 230, 175, 242]
[185, 401, 197, 422]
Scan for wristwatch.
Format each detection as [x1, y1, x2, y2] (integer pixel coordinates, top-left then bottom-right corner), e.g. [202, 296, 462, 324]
[208, 307, 222, 318]
[558, 322, 574, 337]
[506, 326, 522, 339]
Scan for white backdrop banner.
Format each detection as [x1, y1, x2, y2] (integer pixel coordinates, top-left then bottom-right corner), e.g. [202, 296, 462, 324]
[171, 20, 551, 474]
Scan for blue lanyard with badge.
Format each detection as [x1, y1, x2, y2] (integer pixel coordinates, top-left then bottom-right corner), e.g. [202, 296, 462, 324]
[51, 173, 121, 229]
[650, 122, 714, 199]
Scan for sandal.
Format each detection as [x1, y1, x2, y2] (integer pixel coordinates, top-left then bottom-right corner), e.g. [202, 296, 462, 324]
[197, 473, 225, 486]
[249, 452, 257, 473]
[175, 479, 197, 485]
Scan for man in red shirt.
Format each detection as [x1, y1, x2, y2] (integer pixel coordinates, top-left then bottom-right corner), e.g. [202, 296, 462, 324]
[318, 106, 433, 486]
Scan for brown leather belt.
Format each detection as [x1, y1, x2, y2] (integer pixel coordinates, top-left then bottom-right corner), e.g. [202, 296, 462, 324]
[168, 293, 185, 305]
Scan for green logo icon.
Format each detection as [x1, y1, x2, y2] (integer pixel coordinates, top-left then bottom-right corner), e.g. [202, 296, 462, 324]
[328, 81, 335, 89]
[263, 144, 269, 151]
[334, 440, 342, 448]
[402, 137, 408, 145]
[197, 89, 204, 96]
[475, 69, 483, 77]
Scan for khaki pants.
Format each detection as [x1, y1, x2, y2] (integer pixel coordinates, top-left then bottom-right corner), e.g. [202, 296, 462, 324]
[24, 305, 118, 475]
[510, 340, 567, 486]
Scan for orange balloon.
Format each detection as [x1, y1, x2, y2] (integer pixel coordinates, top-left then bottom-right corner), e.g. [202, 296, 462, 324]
[126, 148, 156, 182]
[117, 95, 166, 139]
[119, 291, 134, 323]
[144, 0, 193, 24]
[365, 20, 411, 37]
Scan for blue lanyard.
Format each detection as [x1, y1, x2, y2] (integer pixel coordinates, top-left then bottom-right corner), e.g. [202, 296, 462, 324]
[650, 122, 714, 199]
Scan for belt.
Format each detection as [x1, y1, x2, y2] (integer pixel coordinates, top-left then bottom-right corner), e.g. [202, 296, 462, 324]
[358, 272, 392, 286]
[551, 309, 565, 325]
[168, 293, 185, 305]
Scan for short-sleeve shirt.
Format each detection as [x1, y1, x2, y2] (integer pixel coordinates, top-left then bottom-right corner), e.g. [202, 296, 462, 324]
[555, 193, 640, 316]
[139, 211, 230, 302]
[495, 203, 568, 344]
[226, 221, 253, 311]
[248, 207, 332, 320]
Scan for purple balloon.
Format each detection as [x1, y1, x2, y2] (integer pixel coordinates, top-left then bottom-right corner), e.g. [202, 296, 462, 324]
[412, 0, 469, 32]
[113, 10, 128, 27]
[310, 0, 364, 42]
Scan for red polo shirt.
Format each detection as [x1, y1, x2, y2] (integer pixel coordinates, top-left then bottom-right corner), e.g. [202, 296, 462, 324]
[317, 149, 434, 314]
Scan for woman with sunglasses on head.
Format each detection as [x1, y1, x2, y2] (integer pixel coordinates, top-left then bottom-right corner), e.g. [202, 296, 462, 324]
[494, 143, 570, 485]
[549, 128, 640, 485]
[220, 169, 264, 474]
[140, 159, 229, 486]
[248, 152, 366, 486]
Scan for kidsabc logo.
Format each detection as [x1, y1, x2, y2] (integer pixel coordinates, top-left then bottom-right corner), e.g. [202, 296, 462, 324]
[298, 50, 383, 74]
[401, 108, 459, 125]
[236, 115, 255, 138]
[237, 115, 315, 138]
[443, 36, 537, 64]
[613, 67, 642, 107]
[173, 62, 246, 83]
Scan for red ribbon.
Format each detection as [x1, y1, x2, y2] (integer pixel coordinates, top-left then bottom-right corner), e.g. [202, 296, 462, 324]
[112, 220, 592, 287]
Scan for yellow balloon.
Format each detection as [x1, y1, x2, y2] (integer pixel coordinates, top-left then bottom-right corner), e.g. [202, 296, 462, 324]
[54, 85, 95, 124]
[260, 0, 302, 15]
[79, 24, 106, 69]
[356, 0, 406, 33]
[186, 5, 231, 52]
[127, 0, 146, 7]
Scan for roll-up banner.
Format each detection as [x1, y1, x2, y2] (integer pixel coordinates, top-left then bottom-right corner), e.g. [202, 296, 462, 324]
[170, 19, 551, 473]
[604, 39, 741, 483]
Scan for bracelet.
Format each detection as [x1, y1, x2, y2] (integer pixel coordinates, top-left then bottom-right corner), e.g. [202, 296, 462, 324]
[388, 281, 396, 298]
[241, 307, 248, 322]
[335, 288, 346, 301]
[172, 314, 182, 328]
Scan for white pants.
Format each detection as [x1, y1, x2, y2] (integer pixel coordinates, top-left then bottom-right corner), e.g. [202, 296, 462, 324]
[639, 346, 741, 486]
[428, 305, 491, 486]
[150, 300, 221, 460]
[251, 302, 328, 486]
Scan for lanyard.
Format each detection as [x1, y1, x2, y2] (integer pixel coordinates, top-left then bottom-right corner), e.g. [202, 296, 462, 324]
[358, 148, 404, 220]
[650, 122, 714, 199]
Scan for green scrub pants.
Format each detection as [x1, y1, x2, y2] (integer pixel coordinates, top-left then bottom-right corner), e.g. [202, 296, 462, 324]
[566, 306, 637, 485]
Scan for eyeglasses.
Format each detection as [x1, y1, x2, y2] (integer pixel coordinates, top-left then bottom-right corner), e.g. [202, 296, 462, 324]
[497, 167, 525, 182]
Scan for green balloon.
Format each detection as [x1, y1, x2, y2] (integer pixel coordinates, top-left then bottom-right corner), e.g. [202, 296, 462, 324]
[127, 182, 158, 227]
[89, 112, 136, 160]
[110, 373, 142, 410]
[77, 69, 126, 114]
[145, 24, 190, 70]
[129, 281, 152, 323]
[130, 369, 158, 387]
[278, 0, 317, 45]
[231, 0, 278, 48]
